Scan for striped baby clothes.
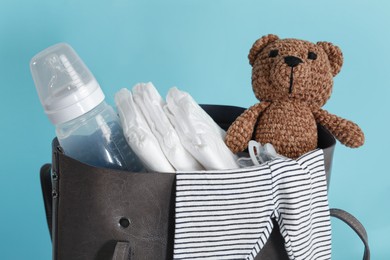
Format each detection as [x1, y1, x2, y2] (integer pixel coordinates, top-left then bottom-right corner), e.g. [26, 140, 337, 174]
[173, 149, 331, 260]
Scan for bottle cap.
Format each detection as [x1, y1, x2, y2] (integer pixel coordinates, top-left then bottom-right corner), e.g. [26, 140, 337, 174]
[30, 43, 105, 125]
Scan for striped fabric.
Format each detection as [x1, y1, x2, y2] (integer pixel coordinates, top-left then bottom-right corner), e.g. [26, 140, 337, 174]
[173, 149, 331, 260]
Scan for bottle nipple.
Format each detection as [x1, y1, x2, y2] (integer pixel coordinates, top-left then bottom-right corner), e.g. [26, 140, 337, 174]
[31, 43, 105, 125]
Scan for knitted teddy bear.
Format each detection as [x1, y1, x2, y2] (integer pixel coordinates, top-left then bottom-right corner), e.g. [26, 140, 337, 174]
[225, 34, 365, 159]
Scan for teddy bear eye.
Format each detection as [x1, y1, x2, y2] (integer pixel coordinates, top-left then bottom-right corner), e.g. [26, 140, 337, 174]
[308, 51, 317, 60]
[269, 50, 279, 58]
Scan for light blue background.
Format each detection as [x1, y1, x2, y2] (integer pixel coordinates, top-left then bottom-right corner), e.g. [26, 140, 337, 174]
[0, 0, 388, 259]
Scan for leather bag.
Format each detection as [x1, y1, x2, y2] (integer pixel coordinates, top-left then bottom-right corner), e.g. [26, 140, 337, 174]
[40, 105, 370, 260]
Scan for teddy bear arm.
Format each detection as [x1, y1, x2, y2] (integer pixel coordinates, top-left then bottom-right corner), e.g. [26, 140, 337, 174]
[313, 109, 365, 148]
[225, 102, 270, 153]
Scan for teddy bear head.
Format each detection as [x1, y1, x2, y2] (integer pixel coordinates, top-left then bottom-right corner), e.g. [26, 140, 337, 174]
[248, 34, 343, 107]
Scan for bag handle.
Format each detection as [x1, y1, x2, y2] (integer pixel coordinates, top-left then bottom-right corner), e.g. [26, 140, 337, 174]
[112, 241, 130, 260]
[330, 208, 370, 260]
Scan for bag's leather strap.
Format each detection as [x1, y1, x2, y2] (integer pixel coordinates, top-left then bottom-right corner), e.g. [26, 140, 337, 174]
[330, 208, 370, 260]
[40, 164, 370, 260]
[112, 241, 130, 260]
[40, 163, 53, 238]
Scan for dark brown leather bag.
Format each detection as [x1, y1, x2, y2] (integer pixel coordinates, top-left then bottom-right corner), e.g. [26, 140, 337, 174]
[40, 105, 370, 260]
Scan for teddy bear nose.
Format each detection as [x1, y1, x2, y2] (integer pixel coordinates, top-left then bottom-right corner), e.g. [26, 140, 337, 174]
[284, 56, 303, 68]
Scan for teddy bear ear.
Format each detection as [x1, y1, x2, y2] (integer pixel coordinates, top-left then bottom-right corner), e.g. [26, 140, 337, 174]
[248, 34, 279, 66]
[316, 41, 343, 76]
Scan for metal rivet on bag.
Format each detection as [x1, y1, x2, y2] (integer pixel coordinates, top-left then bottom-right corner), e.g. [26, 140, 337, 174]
[119, 217, 131, 228]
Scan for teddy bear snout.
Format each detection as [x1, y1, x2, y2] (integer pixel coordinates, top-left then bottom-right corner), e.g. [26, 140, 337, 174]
[284, 56, 303, 68]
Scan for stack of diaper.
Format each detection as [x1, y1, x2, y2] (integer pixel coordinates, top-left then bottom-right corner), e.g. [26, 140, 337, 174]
[115, 82, 239, 172]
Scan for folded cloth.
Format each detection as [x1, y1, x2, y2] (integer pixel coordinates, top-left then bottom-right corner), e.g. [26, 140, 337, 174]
[174, 149, 331, 260]
[165, 87, 238, 170]
[132, 82, 203, 171]
[115, 88, 175, 172]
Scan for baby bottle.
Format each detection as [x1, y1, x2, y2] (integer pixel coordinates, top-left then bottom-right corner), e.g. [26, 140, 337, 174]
[30, 43, 145, 171]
